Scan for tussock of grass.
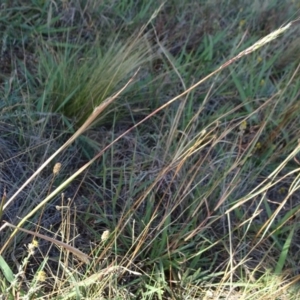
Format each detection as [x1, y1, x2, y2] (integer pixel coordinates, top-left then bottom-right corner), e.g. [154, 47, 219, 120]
[33, 35, 152, 127]
[1, 1, 300, 299]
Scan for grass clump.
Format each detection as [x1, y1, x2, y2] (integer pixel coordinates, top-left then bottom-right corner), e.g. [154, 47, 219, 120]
[1, 1, 300, 299]
[33, 35, 152, 127]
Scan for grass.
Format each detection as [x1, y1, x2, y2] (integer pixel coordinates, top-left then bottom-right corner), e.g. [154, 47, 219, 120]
[1, 0, 300, 299]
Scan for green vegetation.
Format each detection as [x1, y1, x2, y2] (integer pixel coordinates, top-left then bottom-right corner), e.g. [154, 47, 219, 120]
[1, 0, 300, 299]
